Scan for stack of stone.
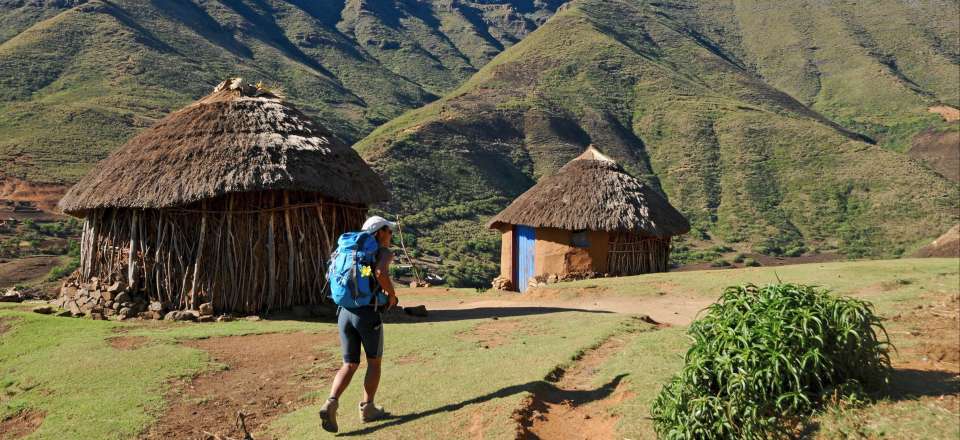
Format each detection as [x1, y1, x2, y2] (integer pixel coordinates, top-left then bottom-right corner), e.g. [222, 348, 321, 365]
[491, 276, 513, 291]
[526, 271, 606, 289]
[50, 277, 167, 321]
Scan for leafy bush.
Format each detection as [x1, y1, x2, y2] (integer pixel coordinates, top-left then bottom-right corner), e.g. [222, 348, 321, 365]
[650, 283, 891, 439]
[732, 253, 746, 263]
[709, 258, 730, 267]
[743, 258, 761, 267]
[47, 240, 80, 281]
[784, 246, 807, 257]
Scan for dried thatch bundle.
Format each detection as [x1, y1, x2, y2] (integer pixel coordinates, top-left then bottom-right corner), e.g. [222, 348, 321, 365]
[60, 78, 387, 212]
[58, 78, 388, 314]
[488, 147, 689, 236]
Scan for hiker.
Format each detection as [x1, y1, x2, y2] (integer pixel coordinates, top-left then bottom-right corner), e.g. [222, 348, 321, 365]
[320, 216, 399, 432]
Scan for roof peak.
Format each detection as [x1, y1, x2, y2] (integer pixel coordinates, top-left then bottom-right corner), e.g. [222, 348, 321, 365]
[207, 77, 285, 101]
[574, 145, 615, 163]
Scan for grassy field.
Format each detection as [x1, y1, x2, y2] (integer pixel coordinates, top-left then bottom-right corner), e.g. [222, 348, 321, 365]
[0, 258, 957, 439]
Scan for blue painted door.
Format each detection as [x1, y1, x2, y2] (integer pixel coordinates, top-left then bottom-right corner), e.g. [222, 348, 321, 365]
[515, 226, 535, 292]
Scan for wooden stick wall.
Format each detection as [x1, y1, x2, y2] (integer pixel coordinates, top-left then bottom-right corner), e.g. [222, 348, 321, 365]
[607, 232, 671, 275]
[77, 191, 366, 314]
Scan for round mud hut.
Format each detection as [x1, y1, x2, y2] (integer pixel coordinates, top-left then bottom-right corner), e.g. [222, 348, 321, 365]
[58, 78, 389, 314]
[488, 146, 690, 292]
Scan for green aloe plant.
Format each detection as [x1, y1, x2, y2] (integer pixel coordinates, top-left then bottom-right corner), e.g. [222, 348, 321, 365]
[650, 283, 891, 439]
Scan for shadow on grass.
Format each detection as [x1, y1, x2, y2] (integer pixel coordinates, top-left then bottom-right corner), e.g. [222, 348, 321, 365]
[270, 307, 613, 324]
[885, 368, 960, 400]
[336, 374, 628, 437]
[402, 307, 613, 322]
[798, 368, 959, 439]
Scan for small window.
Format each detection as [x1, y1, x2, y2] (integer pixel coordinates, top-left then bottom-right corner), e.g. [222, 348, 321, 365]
[571, 230, 590, 248]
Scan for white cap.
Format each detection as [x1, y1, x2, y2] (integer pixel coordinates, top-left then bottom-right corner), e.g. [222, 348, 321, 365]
[362, 215, 396, 233]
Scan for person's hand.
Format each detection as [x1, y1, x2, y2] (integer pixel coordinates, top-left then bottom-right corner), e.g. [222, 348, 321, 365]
[387, 294, 399, 309]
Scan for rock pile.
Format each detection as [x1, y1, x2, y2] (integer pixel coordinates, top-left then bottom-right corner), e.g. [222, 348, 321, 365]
[526, 271, 605, 289]
[50, 277, 158, 320]
[0, 287, 24, 303]
[491, 276, 513, 291]
[47, 276, 227, 322]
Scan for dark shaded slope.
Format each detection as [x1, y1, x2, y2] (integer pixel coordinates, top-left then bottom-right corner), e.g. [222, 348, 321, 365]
[0, 0, 565, 182]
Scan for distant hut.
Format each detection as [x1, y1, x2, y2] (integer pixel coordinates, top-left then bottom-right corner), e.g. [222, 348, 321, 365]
[58, 78, 389, 314]
[488, 146, 690, 292]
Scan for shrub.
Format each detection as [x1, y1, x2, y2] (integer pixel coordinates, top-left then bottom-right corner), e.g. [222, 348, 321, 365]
[743, 258, 761, 267]
[47, 240, 80, 281]
[732, 253, 746, 263]
[784, 246, 806, 257]
[650, 283, 891, 439]
[709, 258, 731, 267]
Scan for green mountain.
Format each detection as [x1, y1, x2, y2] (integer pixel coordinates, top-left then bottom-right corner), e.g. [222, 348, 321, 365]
[357, 0, 959, 284]
[1, 0, 957, 287]
[0, 0, 563, 182]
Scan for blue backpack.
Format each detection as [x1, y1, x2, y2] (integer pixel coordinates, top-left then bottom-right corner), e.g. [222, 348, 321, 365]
[328, 231, 388, 308]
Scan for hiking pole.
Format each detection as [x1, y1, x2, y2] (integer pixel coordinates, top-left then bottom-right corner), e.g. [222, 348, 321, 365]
[394, 216, 423, 284]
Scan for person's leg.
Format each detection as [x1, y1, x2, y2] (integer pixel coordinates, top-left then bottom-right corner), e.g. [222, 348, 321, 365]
[321, 308, 362, 433]
[357, 309, 388, 421]
[330, 308, 363, 399]
[362, 357, 382, 403]
[330, 362, 360, 398]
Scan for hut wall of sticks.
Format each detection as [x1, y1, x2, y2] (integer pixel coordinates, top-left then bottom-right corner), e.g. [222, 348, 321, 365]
[58, 78, 389, 314]
[489, 146, 689, 292]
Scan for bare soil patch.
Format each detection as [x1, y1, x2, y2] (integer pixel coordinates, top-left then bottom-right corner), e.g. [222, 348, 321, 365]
[0, 176, 67, 212]
[883, 292, 960, 414]
[514, 328, 648, 440]
[914, 224, 960, 258]
[910, 129, 960, 182]
[109, 335, 151, 351]
[0, 409, 45, 439]
[929, 105, 960, 121]
[456, 319, 524, 349]
[0, 317, 13, 336]
[0, 256, 62, 289]
[140, 331, 338, 440]
[891, 293, 960, 368]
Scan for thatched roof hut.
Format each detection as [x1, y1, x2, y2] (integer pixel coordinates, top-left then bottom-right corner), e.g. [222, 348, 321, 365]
[489, 146, 689, 291]
[58, 78, 388, 314]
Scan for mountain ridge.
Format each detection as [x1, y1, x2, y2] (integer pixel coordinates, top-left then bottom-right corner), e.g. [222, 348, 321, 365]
[355, 0, 958, 285]
[0, 0, 564, 182]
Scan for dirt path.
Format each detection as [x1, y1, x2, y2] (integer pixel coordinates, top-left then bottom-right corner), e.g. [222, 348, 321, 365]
[514, 325, 653, 440]
[139, 331, 339, 440]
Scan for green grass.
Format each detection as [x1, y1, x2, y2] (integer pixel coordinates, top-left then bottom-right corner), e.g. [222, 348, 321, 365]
[551, 258, 958, 302]
[0, 312, 206, 439]
[1, 258, 956, 439]
[267, 312, 634, 439]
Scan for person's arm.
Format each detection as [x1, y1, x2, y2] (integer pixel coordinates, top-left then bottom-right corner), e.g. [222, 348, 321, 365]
[375, 251, 398, 307]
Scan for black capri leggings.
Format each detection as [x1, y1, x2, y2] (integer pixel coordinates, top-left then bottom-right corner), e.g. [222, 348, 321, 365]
[337, 306, 384, 363]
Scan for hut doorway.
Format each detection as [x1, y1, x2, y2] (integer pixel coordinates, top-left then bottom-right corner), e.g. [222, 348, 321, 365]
[514, 225, 536, 292]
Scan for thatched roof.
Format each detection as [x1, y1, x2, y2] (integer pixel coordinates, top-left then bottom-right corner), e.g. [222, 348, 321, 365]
[488, 146, 690, 237]
[59, 78, 389, 214]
